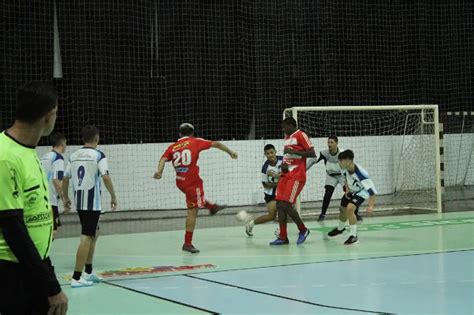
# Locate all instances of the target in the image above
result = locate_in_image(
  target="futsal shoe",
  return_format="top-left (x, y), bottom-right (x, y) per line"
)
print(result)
top-left (296, 229), bottom-right (310, 245)
top-left (344, 235), bottom-right (359, 245)
top-left (327, 227), bottom-right (345, 237)
top-left (317, 214), bottom-right (325, 221)
top-left (182, 243), bottom-right (200, 253)
top-left (83, 272), bottom-right (103, 283)
top-left (245, 222), bottom-right (253, 236)
top-left (71, 277), bottom-right (93, 288)
top-left (210, 204), bottom-right (226, 215)
top-left (356, 214), bottom-right (363, 221)
top-left (269, 238), bottom-right (289, 245)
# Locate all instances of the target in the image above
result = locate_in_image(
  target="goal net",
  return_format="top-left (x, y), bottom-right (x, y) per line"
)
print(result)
top-left (284, 105), bottom-right (442, 215)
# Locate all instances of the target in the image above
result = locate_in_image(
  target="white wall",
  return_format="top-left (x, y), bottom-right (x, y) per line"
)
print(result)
top-left (36, 133), bottom-right (473, 211)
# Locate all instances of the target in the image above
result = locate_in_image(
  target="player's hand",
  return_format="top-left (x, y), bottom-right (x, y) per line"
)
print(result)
top-left (366, 206), bottom-right (374, 215)
top-left (48, 290), bottom-right (68, 315)
top-left (281, 163), bottom-right (289, 173)
top-left (267, 170), bottom-right (280, 178)
top-left (229, 151), bottom-right (238, 159)
top-left (153, 172), bottom-right (162, 179)
top-left (63, 198), bottom-right (72, 212)
top-left (111, 198), bottom-right (118, 211)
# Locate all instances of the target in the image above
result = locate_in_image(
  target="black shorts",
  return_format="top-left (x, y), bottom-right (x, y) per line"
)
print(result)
top-left (77, 211), bottom-right (101, 236)
top-left (0, 258), bottom-right (53, 314)
top-left (340, 193), bottom-right (365, 208)
top-left (264, 193), bottom-right (276, 203)
top-left (52, 205), bottom-right (61, 230)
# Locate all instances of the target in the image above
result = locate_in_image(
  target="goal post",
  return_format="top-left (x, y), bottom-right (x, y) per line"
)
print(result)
top-left (283, 105), bottom-right (442, 215)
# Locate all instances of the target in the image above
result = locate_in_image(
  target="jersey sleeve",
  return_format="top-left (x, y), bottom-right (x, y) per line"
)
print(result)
top-left (298, 131), bottom-right (314, 151)
top-left (52, 156), bottom-right (64, 180)
top-left (261, 161), bottom-right (269, 183)
top-left (64, 158), bottom-right (71, 178)
top-left (361, 178), bottom-right (377, 196)
top-left (196, 138), bottom-right (213, 152)
top-left (161, 145), bottom-right (173, 161)
top-left (97, 151), bottom-right (109, 176)
top-left (0, 159), bottom-right (24, 212)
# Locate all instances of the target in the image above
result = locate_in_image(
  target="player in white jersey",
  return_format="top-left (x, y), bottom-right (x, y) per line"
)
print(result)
top-left (307, 136), bottom-right (362, 221)
top-left (245, 144), bottom-right (283, 236)
top-left (40, 132), bottom-right (67, 237)
top-left (327, 150), bottom-right (376, 245)
top-left (62, 125), bottom-right (118, 287)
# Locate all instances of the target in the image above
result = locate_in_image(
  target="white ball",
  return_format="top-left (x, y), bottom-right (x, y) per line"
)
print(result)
top-left (235, 210), bottom-right (250, 222)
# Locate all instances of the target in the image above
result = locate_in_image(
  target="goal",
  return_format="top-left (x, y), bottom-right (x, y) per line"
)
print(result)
top-left (283, 105), bottom-right (442, 215)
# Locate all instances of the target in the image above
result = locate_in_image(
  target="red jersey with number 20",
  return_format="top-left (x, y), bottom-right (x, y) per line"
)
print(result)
top-left (283, 130), bottom-right (313, 181)
top-left (162, 137), bottom-right (213, 183)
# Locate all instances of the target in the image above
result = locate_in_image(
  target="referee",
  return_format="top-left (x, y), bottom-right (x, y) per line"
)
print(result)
top-left (0, 82), bottom-right (68, 314)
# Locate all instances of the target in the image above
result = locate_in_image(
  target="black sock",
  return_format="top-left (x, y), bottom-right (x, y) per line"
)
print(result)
top-left (85, 264), bottom-right (93, 274)
top-left (73, 271), bottom-right (82, 281)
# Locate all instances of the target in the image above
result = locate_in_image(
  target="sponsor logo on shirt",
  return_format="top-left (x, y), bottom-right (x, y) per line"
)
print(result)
top-left (172, 141), bottom-right (190, 151)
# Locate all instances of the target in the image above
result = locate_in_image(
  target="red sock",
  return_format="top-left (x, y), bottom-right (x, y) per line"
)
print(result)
top-left (298, 223), bottom-right (307, 232)
top-left (279, 224), bottom-right (288, 239)
top-left (184, 231), bottom-right (193, 245)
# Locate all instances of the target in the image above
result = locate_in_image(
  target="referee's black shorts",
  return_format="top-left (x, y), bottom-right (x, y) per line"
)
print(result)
top-left (77, 211), bottom-right (101, 236)
top-left (0, 258), bottom-right (54, 315)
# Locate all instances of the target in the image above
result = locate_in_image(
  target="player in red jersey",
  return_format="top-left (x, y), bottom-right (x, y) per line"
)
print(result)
top-left (270, 117), bottom-right (316, 245)
top-left (154, 123), bottom-right (238, 253)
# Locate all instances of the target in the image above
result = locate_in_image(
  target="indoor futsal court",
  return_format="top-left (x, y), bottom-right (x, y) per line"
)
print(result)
top-left (51, 211), bottom-right (474, 314)
top-left (2, 1), bottom-right (474, 315)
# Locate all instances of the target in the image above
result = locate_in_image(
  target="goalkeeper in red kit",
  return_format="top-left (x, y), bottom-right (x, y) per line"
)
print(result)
top-left (154, 123), bottom-right (238, 253)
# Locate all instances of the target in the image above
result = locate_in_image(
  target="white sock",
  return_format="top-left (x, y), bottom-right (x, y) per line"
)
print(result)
top-left (337, 221), bottom-right (346, 231)
top-left (249, 220), bottom-right (255, 227)
top-left (350, 224), bottom-right (357, 237)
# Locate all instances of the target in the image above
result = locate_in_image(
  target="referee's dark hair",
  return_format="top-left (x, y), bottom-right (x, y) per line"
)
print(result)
top-left (338, 149), bottom-right (354, 161)
top-left (16, 81), bottom-right (57, 124)
top-left (283, 117), bottom-right (297, 128)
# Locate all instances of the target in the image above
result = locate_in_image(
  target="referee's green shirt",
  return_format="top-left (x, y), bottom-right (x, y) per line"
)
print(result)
top-left (0, 131), bottom-right (54, 262)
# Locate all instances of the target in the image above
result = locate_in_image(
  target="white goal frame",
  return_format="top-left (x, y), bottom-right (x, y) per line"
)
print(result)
top-left (283, 104), bottom-right (442, 214)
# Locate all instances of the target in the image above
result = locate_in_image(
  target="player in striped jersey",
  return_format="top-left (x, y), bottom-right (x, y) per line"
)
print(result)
top-left (245, 144), bottom-right (283, 236)
top-left (63, 125), bottom-right (118, 287)
top-left (306, 135), bottom-right (362, 221)
top-left (327, 150), bottom-right (376, 245)
top-left (40, 132), bottom-right (67, 238)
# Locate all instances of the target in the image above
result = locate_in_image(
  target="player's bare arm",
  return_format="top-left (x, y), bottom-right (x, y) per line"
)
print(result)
top-left (53, 178), bottom-right (63, 201)
top-left (102, 174), bottom-right (118, 210)
top-left (267, 170), bottom-right (280, 179)
top-left (367, 195), bottom-right (376, 214)
top-left (262, 182), bottom-right (278, 189)
top-left (284, 147), bottom-right (316, 158)
top-left (211, 141), bottom-right (238, 159)
top-left (62, 176), bottom-right (72, 212)
top-left (154, 157), bottom-right (168, 179)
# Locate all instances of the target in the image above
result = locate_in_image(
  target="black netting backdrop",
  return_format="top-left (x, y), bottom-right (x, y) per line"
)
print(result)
top-left (1, 1), bottom-right (473, 144)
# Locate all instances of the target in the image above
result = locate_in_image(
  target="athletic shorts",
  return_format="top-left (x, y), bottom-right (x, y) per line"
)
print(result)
top-left (325, 173), bottom-right (345, 188)
top-left (264, 193), bottom-right (276, 203)
top-left (340, 193), bottom-right (365, 208)
top-left (177, 179), bottom-right (206, 209)
top-left (275, 175), bottom-right (305, 204)
top-left (77, 211), bottom-right (101, 236)
top-left (51, 205), bottom-right (61, 231)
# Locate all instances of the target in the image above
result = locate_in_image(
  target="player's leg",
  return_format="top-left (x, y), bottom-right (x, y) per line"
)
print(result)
top-left (319, 180), bottom-right (336, 221)
top-left (82, 213), bottom-right (103, 282)
top-left (270, 177), bottom-right (290, 245)
top-left (328, 196), bottom-right (350, 237)
top-left (71, 212), bottom-right (95, 287)
top-left (282, 178), bottom-right (310, 244)
top-left (343, 196), bottom-right (364, 245)
top-left (182, 184), bottom-right (201, 253)
top-left (246, 196), bottom-right (277, 236)
top-left (52, 205), bottom-right (60, 239)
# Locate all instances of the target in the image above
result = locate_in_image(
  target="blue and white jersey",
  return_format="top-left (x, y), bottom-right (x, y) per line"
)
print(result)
top-left (342, 164), bottom-right (377, 200)
top-left (40, 151), bottom-right (64, 207)
top-left (307, 148), bottom-right (344, 175)
top-left (261, 156), bottom-right (283, 196)
top-left (65, 147), bottom-right (109, 211)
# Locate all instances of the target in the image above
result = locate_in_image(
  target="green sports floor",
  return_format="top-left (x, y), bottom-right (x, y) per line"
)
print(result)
top-left (51, 211), bottom-right (474, 314)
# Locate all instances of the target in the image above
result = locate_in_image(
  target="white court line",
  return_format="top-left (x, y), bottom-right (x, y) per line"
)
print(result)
top-left (340, 283), bottom-right (356, 287)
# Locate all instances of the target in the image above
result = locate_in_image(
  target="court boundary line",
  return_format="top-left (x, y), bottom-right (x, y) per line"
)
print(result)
top-left (184, 274), bottom-right (392, 314)
top-left (103, 280), bottom-right (218, 314)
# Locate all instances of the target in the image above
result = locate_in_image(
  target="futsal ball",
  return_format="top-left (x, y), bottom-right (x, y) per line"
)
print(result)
top-left (235, 210), bottom-right (250, 222)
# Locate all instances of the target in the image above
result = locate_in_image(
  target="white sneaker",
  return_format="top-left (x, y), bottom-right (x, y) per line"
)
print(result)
top-left (245, 222), bottom-right (253, 236)
top-left (83, 272), bottom-right (103, 283)
top-left (71, 277), bottom-right (93, 288)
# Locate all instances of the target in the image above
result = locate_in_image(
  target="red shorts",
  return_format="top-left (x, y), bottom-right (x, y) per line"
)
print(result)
top-left (275, 175), bottom-right (305, 204)
top-left (176, 179), bottom-right (206, 209)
